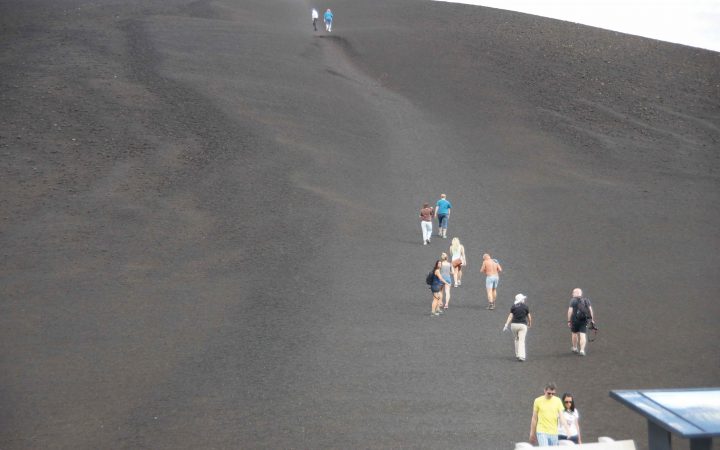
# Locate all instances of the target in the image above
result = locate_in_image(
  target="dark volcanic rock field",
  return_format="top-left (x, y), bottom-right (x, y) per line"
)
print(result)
top-left (1, 0), bottom-right (718, 448)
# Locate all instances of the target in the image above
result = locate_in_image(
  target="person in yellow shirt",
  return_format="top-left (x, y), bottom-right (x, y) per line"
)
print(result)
top-left (529, 382), bottom-right (570, 446)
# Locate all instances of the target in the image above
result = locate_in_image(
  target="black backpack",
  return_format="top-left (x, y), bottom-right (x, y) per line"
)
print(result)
top-left (575, 297), bottom-right (591, 321)
top-left (426, 271), bottom-right (435, 285)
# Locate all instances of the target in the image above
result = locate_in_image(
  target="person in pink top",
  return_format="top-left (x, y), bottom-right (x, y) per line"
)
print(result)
top-left (419, 202), bottom-right (434, 245)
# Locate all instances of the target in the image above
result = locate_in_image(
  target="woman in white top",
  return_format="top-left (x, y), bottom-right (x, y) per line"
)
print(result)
top-left (449, 237), bottom-right (466, 287)
top-left (558, 393), bottom-right (581, 444)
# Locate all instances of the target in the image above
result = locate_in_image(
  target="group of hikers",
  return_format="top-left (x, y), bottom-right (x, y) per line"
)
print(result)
top-left (421, 194), bottom-right (597, 363)
top-left (311, 8), bottom-right (333, 32)
top-left (421, 195), bottom-right (597, 446)
top-left (421, 193), bottom-right (506, 312)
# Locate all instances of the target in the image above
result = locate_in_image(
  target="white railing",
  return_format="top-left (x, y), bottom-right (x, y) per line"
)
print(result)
top-left (514, 437), bottom-right (636, 449)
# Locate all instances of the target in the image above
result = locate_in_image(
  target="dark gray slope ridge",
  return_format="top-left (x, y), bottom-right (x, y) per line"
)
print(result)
top-left (1, 0), bottom-right (718, 448)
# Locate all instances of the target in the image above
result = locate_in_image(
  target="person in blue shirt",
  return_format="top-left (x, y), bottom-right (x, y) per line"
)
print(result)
top-left (434, 194), bottom-right (452, 238)
top-left (323, 9), bottom-right (333, 32)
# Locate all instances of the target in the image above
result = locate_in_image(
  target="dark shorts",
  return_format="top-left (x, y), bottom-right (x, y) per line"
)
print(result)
top-left (571, 320), bottom-right (588, 333)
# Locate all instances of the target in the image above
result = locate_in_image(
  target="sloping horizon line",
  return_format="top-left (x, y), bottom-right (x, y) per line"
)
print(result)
top-left (434, 0), bottom-right (720, 53)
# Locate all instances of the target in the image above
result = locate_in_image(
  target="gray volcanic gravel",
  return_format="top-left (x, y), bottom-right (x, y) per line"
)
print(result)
top-left (1, 0), bottom-right (718, 448)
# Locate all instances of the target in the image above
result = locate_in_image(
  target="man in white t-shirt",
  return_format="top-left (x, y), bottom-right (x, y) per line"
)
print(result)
top-left (311, 8), bottom-right (319, 31)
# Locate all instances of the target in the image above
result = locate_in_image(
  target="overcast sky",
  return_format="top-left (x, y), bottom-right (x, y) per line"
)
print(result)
top-left (434, 0), bottom-right (720, 52)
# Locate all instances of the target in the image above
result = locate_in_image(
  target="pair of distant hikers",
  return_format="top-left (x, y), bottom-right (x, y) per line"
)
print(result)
top-left (311, 8), bottom-right (333, 32)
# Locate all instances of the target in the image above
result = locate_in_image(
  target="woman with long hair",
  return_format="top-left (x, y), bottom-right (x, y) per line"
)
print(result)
top-left (430, 259), bottom-right (450, 316)
top-left (449, 237), bottom-right (466, 287)
top-left (558, 393), bottom-right (581, 444)
top-left (439, 253), bottom-right (453, 309)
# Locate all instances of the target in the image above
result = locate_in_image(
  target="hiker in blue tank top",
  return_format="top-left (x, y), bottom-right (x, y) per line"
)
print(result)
top-left (434, 194), bottom-right (452, 238)
top-left (324, 9), bottom-right (333, 32)
top-left (430, 259), bottom-right (450, 316)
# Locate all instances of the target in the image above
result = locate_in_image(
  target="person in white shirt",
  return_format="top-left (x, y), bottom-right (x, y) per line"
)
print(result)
top-left (558, 393), bottom-right (582, 444)
top-left (311, 8), bottom-right (319, 31)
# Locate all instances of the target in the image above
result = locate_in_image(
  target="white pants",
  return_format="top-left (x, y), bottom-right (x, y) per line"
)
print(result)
top-left (511, 323), bottom-right (528, 360)
top-left (421, 221), bottom-right (433, 242)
